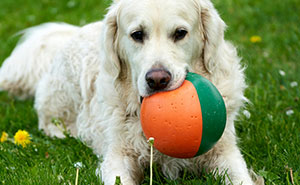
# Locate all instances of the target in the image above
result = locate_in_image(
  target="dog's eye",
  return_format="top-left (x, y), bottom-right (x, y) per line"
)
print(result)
top-left (174, 29), bottom-right (188, 42)
top-left (131, 31), bottom-right (144, 43)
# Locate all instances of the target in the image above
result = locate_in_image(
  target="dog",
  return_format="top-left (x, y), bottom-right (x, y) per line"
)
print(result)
top-left (0, 0), bottom-right (262, 184)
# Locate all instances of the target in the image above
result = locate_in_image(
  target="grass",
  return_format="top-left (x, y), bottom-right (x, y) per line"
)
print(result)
top-left (0, 0), bottom-right (299, 184)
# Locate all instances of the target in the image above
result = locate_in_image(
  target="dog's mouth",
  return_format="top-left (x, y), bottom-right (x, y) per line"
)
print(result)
top-left (139, 80), bottom-right (184, 104)
top-left (140, 96), bottom-right (144, 103)
top-left (139, 67), bottom-right (189, 102)
top-left (140, 74), bottom-right (187, 103)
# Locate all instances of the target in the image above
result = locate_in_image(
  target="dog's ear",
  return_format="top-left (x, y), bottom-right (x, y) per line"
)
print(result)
top-left (196, 0), bottom-right (227, 73)
top-left (100, 2), bottom-right (127, 80)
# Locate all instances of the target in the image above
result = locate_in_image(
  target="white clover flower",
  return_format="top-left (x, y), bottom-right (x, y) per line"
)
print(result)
top-left (290, 81), bottom-right (298, 88)
top-left (243, 110), bottom-right (251, 119)
top-left (279, 70), bottom-right (286, 76)
top-left (286, 110), bottom-right (294, 116)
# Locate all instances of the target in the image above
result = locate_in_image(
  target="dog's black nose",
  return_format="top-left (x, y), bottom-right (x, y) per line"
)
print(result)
top-left (145, 68), bottom-right (171, 90)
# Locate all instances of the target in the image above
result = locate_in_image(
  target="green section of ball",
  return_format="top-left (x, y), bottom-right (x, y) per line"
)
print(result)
top-left (186, 72), bottom-right (227, 156)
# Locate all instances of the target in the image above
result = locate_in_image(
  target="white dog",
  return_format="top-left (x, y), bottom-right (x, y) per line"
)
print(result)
top-left (0, 0), bottom-right (262, 184)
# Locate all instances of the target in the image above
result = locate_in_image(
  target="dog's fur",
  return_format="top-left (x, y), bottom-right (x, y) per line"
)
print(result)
top-left (0, 0), bottom-right (262, 184)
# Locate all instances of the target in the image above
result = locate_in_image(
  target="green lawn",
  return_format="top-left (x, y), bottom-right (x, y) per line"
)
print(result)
top-left (0, 0), bottom-right (299, 184)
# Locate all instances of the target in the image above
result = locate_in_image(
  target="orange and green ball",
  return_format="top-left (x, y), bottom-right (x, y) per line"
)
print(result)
top-left (140, 72), bottom-right (226, 158)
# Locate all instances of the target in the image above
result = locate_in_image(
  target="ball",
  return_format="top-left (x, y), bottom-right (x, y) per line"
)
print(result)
top-left (140, 72), bottom-right (226, 158)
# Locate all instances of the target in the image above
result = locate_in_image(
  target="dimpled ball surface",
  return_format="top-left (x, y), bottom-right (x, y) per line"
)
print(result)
top-left (140, 72), bottom-right (226, 158)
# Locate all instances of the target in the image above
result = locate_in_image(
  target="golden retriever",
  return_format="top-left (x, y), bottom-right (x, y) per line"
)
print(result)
top-left (0, 0), bottom-right (263, 184)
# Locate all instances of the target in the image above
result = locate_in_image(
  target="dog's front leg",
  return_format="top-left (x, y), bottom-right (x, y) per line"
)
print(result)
top-left (99, 145), bottom-right (143, 185)
top-left (202, 137), bottom-right (255, 185)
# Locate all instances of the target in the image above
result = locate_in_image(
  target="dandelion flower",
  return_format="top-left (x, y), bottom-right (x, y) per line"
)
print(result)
top-left (74, 162), bottom-right (84, 169)
top-left (14, 130), bottom-right (31, 148)
top-left (250, 35), bottom-right (262, 43)
top-left (0, 132), bottom-right (8, 143)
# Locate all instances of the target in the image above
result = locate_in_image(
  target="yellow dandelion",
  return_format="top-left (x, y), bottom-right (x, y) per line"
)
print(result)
top-left (1, 131), bottom-right (8, 143)
top-left (250, 35), bottom-right (262, 43)
top-left (14, 130), bottom-right (31, 148)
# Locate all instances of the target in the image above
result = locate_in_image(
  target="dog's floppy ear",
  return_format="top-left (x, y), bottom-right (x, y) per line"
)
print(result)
top-left (100, 2), bottom-right (126, 80)
top-left (196, 0), bottom-right (227, 73)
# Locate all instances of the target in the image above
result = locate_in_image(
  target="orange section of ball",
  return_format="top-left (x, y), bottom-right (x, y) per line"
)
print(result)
top-left (141, 80), bottom-right (203, 158)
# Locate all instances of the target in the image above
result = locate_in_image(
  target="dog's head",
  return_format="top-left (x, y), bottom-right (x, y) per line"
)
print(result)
top-left (100, 0), bottom-right (226, 97)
